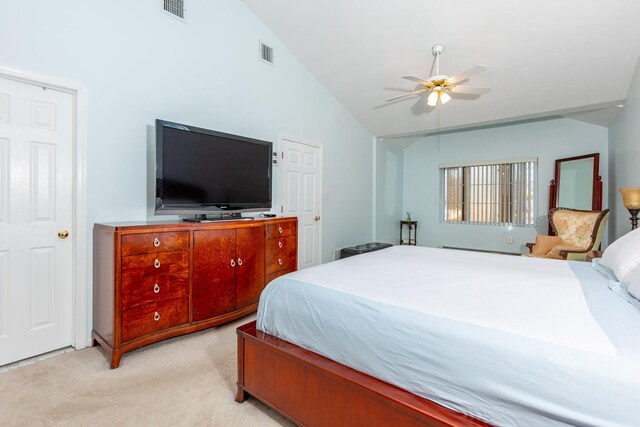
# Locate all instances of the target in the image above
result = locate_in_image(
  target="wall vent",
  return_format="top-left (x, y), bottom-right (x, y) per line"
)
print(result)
top-left (259, 42), bottom-right (274, 65)
top-left (163, 0), bottom-right (186, 21)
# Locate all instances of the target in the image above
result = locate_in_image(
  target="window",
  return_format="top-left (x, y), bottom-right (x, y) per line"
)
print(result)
top-left (441, 158), bottom-right (537, 226)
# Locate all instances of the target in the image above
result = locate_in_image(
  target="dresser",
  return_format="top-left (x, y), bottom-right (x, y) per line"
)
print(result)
top-left (92, 217), bottom-right (297, 368)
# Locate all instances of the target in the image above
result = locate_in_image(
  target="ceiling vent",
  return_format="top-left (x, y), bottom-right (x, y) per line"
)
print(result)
top-left (260, 42), bottom-right (274, 65)
top-left (163, 0), bottom-right (186, 21)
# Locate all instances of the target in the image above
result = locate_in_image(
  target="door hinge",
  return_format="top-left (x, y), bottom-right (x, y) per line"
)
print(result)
top-left (281, 152), bottom-right (284, 159)
top-left (280, 205), bottom-right (283, 213)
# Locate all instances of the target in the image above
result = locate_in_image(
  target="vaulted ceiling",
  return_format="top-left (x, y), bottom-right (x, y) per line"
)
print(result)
top-left (242, 0), bottom-right (640, 138)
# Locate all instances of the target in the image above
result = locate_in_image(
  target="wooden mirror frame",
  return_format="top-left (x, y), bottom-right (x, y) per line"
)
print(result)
top-left (549, 152), bottom-right (602, 212)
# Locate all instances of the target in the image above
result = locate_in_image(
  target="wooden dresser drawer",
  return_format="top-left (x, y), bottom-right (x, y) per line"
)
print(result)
top-left (266, 221), bottom-right (296, 239)
top-left (121, 274), bottom-right (188, 310)
top-left (266, 236), bottom-right (296, 275)
top-left (121, 297), bottom-right (188, 342)
top-left (121, 250), bottom-right (189, 281)
top-left (121, 231), bottom-right (189, 256)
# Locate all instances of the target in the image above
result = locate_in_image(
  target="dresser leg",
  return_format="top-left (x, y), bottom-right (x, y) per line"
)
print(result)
top-left (235, 385), bottom-right (249, 403)
top-left (110, 351), bottom-right (123, 369)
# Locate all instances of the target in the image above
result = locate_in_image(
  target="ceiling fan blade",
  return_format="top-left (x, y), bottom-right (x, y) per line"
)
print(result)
top-left (449, 85), bottom-right (491, 95)
top-left (447, 65), bottom-right (487, 85)
top-left (402, 75), bottom-right (430, 85)
top-left (386, 89), bottom-right (426, 102)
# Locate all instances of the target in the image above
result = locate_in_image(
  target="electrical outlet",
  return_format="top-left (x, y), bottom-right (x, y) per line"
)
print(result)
top-left (506, 236), bottom-right (513, 244)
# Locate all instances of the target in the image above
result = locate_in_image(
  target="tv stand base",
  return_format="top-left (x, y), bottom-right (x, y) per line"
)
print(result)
top-left (183, 213), bottom-right (246, 222)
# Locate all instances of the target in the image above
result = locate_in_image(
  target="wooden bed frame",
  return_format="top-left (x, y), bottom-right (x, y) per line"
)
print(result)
top-left (236, 321), bottom-right (490, 426)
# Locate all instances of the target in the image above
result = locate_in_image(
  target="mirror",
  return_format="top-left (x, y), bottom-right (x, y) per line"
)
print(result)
top-left (549, 153), bottom-right (602, 212)
top-left (558, 158), bottom-right (595, 209)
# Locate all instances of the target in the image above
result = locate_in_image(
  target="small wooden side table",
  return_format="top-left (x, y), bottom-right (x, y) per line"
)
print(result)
top-left (400, 220), bottom-right (418, 245)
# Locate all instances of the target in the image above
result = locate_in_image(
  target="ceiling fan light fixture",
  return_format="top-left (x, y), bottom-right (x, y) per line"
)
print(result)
top-left (427, 91), bottom-right (439, 107)
top-left (389, 43), bottom-right (489, 108)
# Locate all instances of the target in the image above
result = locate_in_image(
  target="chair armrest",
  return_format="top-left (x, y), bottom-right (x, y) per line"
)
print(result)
top-left (525, 242), bottom-right (535, 253)
top-left (559, 248), bottom-right (590, 262)
top-left (586, 250), bottom-right (603, 262)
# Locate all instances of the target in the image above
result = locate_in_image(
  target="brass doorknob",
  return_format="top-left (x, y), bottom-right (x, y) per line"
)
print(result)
top-left (314, 216), bottom-right (320, 222)
top-left (58, 230), bottom-right (69, 239)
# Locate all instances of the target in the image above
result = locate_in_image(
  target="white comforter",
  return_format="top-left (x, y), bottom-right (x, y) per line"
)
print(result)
top-left (257, 246), bottom-right (640, 426)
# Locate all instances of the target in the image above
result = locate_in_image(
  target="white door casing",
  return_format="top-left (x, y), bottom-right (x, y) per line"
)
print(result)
top-left (280, 136), bottom-right (322, 269)
top-left (0, 67), bottom-right (87, 365)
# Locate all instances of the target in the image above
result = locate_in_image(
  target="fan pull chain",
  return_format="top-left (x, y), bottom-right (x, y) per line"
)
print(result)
top-left (436, 103), bottom-right (441, 152)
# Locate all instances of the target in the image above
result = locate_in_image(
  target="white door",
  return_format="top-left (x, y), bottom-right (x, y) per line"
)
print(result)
top-left (280, 137), bottom-right (322, 269)
top-left (0, 77), bottom-right (74, 366)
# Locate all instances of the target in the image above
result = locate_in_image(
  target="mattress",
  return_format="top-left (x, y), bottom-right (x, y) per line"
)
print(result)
top-left (256, 246), bottom-right (640, 427)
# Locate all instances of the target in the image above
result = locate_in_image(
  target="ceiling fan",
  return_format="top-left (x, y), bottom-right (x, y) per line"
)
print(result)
top-left (387, 44), bottom-right (490, 107)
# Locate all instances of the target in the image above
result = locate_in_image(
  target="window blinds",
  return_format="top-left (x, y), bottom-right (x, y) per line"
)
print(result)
top-left (441, 159), bottom-right (537, 227)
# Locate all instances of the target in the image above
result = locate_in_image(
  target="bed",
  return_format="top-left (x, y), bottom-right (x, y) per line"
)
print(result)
top-left (236, 245), bottom-right (640, 426)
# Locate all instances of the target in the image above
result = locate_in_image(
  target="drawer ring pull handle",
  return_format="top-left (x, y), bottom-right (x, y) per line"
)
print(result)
top-left (238, 258), bottom-right (243, 266)
top-left (230, 259), bottom-right (236, 267)
top-left (153, 311), bottom-right (160, 322)
top-left (154, 259), bottom-right (161, 269)
top-left (278, 258), bottom-right (283, 266)
top-left (278, 226), bottom-right (283, 234)
top-left (278, 241), bottom-right (283, 248)
top-left (154, 283), bottom-right (160, 294)
top-left (153, 237), bottom-right (161, 247)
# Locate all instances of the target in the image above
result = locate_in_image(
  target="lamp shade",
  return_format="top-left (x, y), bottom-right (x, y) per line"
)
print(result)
top-left (619, 187), bottom-right (640, 209)
top-left (427, 91), bottom-right (439, 107)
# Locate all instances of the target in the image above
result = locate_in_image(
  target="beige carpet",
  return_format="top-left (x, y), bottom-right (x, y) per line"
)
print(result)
top-left (0, 316), bottom-right (294, 426)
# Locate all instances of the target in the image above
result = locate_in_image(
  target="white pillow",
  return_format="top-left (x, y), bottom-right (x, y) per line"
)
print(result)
top-left (628, 279), bottom-right (640, 301)
top-left (601, 228), bottom-right (640, 283)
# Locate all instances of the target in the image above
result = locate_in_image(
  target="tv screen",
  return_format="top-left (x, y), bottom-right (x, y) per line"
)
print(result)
top-left (155, 120), bottom-right (272, 216)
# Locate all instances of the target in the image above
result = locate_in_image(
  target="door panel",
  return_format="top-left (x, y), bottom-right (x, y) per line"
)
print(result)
top-left (0, 138), bottom-right (8, 223)
top-left (29, 246), bottom-right (56, 330)
top-left (0, 250), bottom-right (7, 338)
top-left (0, 77), bottom-right (73, 366)
top-left (192, 229), bottom-right (236, 321)
top-left (235, 226), bottom-right (265, 309)
top-left (281, 138), bottom-right (321, 269)
top-left (30, 142), bottom-right (56, 221)
top-left (0, 94), bottom-right (8, 123)
top-left (286, 170), bottom-right (300, 212)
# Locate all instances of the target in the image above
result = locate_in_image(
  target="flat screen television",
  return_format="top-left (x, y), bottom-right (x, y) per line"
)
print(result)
top-left (155, 119), bottom-right (273, 220)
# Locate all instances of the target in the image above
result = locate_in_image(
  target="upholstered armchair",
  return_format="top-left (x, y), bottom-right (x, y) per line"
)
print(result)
top-left (523, 208), bottom-right (610, 261)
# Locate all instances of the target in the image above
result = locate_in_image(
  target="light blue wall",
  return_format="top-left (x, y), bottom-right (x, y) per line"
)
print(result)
top-left (0, 1), bottom-right (374, 335)
top-left (401, 118), bottom-right (609, 253)
top-left (609, 59), bottom-right (640, 240)
top-left (375, 140), bottom-right (405, 244)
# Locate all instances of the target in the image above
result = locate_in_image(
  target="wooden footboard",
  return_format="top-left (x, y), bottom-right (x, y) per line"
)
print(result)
top-left (236, 321), bottom-right (490, 426)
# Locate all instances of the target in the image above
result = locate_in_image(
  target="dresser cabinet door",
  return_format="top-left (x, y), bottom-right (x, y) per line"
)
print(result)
top-left (235, 226), bottom-right (266, 309)
top-left (192, 229), bottom-right (237, 321)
